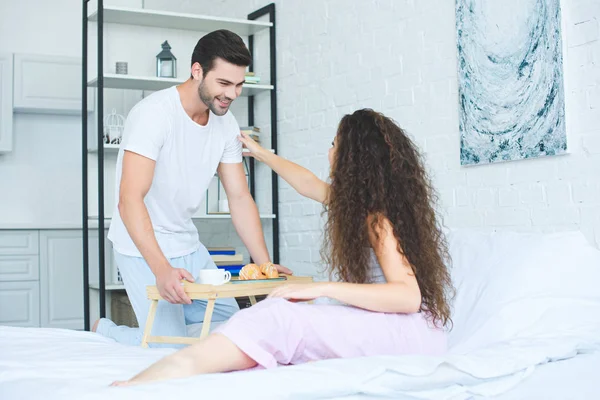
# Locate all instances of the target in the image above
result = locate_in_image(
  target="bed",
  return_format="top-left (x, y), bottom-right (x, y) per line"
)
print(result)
top-left (2, 229), bottom-right (600, 399)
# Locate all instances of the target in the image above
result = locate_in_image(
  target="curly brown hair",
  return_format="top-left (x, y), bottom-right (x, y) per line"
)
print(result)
top-left (321, 109), bottom-right (454, 328)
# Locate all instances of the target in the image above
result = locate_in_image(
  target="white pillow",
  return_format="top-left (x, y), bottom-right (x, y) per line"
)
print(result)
top-left (446, 229), bottom-right (600, 353)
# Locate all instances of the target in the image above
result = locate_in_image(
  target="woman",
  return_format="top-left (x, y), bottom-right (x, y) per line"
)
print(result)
top-left (112, 108), bottom-right (454, 386)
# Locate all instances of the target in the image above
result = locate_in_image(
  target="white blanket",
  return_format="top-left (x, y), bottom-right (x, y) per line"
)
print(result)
top-left (1, 326), bottom-right (597, 400)
top-left (2, 230), bottom-right (600, 399)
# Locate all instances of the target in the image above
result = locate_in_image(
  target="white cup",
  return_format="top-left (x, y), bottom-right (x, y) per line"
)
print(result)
top-left (198, 269), bottom-right (231, 285)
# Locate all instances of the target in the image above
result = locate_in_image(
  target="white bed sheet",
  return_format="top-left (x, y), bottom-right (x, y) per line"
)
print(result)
top-left (1, 325), bottom-right (599, 400)
top-left (338, 352), bottom-right (600, 400)
top-left (490, 351), bottom-right (600, 400)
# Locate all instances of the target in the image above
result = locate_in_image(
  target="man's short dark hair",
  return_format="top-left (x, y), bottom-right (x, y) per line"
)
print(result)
top-left (191, 29), bottom-right (252, 77)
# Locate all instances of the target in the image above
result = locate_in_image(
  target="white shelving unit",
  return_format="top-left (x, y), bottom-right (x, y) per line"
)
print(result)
top-left (89, 282), bottom-right (124, 291)
top-left (88, 6), bottom-right (271, 35)
top-left (88, 144), bottom-right (275, 155)
top-left (88, 74), bottom-right (273, 95)
top-left (87, 214), bottom-right (277, 229)
top-left (82, 2), bottom-right (280, 330)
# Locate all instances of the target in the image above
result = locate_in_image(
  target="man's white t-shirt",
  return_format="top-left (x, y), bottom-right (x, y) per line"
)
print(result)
top-left (107, 86), bottom-right (243, 258)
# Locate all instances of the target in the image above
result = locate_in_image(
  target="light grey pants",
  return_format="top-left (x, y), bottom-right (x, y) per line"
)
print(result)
top-left (96, 245), bottom-right (240, 348)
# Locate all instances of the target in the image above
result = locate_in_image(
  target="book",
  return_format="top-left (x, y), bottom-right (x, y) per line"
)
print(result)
top-left (215, 260), bottom-right (245, 266)
top-left (244, 76), bottom-right (261, 84)
top-left (207, 247), bottom-right (236, 256)
top-left (240, 126), bottom-right (260, 143)
top-left (217, 264), bottom-right (244, 275)
top-left (211, 254), bottom-right (244, 263)
top-left (207, 246), bottom-right (235, 251)
top-left (240, 126), bottom-right (261, 133)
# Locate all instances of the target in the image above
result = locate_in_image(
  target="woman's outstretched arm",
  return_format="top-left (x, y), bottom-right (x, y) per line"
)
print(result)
top-left (268, 216), bottom-right (422, 314)
top-left (239, 132), bottom-right (329, 204)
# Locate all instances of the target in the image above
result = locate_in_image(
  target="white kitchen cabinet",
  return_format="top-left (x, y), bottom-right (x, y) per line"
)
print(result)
top-left (0, 229), bottom-right (116, 330)
top-left (0, 53), bottom-right (13, 153)
top-left (0, 255), bottom-right (39, 281)
top-left (39, 230), bottom-right (84, 330)
top-left (0, 230), bottom-right (40, 327)
top-left (0, 230), bottom-right (39, 255)
top-left (13, 54), bottom-right (94, 115)
top-left (0, 281), bottom-right (40, 327)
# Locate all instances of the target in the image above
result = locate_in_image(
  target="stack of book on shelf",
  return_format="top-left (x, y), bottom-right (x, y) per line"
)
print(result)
top-left (244, 71), bottom-right (260, 84)
top-left (240, 126), bottom-right (260, 143)
top-left (208, 247), bottom-right (244, 275)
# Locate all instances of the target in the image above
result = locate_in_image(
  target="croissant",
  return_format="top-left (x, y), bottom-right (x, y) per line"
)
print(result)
top-left (239, 263), bottom-right (265, 280)
top-left (260, 262), bottom-right (279, 279)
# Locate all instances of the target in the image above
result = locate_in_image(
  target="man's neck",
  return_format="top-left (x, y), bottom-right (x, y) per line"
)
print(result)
top-left (176, 80), bottom-right (209, 126)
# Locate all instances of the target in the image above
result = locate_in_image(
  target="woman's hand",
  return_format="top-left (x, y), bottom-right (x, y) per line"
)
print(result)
top-left (237, 131), bottom-right (329, 204)
top-left (238, 131), bottom-right (267, 161)
top-left (267, 283), bottom-right (327, 301)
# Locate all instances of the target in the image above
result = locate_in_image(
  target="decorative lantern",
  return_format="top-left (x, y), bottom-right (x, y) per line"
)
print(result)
top-left (104, 108), bottom-right (125, 144)
top-left (156, 40), bottom-right (177, 78)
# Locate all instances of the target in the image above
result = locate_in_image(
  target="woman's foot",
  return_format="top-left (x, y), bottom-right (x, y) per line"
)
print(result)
top-left (108, 333), bottom-right (256, 387)
top-left (110, 380), bottom-right (133, 387)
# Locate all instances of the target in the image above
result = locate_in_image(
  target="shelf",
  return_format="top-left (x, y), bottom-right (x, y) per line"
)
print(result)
top-left (200, 213), bottom-right (276, 219)
top-left (87, 219), bottom-right (111, 229)
top-left (88, 214), bottom-right (276, 228)
top-left (243, 148), bottom-right (274, 156)
top-left (88, 145), bottom-right (273, 155)
top-left (89, 282), bottom-right (125, 291)
top-left (88, 144), bottom-right (120, 153)
top-left (88, 74), bottom-right (273, 95)
top-left (88, 6), bottom-right (271, 36)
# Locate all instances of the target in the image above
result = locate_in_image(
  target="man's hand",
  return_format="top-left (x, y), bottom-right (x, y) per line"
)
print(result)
top-left (155, 267), bottom-right (195, 304)
top-left (274, 264), bottom-right (293, 275)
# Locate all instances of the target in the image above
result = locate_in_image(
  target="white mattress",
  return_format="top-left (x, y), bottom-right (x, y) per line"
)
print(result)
top-left (1, 325), bottom-right (599, 400)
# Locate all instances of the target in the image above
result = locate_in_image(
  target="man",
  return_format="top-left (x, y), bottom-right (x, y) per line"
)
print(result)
top-left (94, 30), bottom-right (291, 347)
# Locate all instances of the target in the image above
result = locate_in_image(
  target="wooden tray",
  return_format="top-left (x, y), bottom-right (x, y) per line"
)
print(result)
top-left (141, 275), bottom-right (313, 347)
top-left (230, 276), bottom-right (287, 284)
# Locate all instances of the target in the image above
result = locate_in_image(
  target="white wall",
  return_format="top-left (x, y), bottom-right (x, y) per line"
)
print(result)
top-left (182, 0), bottom-right (600, 277)
top-left (0, 0), bottom-right (83, 228)
top-left (1, 0), bottom-right (598, 276)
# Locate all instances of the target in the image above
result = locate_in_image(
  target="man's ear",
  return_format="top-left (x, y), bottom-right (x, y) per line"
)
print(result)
top-left (191, 62), bottom-right (203, 80)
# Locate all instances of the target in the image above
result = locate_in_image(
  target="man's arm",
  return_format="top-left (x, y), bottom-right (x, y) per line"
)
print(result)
top-left (218, 162), bottom-right (291, 274)
top-left (119, 151), bottom-right (194, 304)
top-left (217, 162), bottom-right (270, 264)
top-left (119, 152), bottom-right (165, 272)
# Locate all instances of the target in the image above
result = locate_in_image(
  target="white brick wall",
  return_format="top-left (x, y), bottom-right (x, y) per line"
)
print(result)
top-left (155, 0), bottom-right (600, 276)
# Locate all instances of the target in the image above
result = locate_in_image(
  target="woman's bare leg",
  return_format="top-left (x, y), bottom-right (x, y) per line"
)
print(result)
top-left (111, 333), bottom-right (256, 386)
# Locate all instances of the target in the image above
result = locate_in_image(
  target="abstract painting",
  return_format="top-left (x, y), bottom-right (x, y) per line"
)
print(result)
top-left (456, 0), bottom-right (567, 166)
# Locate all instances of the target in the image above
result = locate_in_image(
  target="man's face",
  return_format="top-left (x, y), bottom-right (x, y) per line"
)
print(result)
top-left (197, 58), bottom-right (246, 116)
